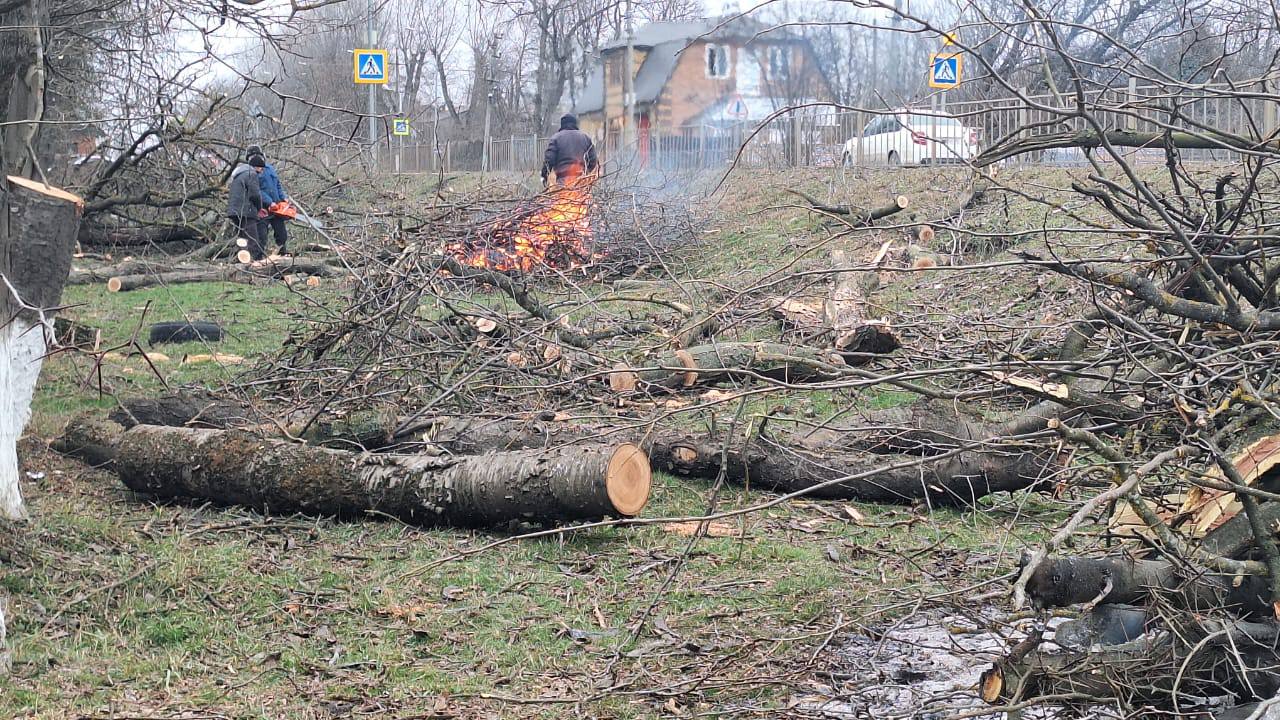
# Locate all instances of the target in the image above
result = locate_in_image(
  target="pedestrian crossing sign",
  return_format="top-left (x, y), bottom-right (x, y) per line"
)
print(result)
top-left (392, 118), bottom-right (410, 136)
top-left (354, 49), bottom-right (388, 84)
top-left (929, 53), bottom-right (962, 89)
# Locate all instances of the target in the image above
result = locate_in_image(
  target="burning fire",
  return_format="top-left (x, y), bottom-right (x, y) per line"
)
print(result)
top-left (449, 175), bottom-right (597, 272)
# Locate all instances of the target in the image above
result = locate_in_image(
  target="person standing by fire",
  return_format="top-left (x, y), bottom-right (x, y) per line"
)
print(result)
top-left (540, 114), bottom-right (598, 187)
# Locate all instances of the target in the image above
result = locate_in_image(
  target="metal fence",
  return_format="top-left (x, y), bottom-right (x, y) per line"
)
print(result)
top-left (373, 82), bottom-right (1277, 176)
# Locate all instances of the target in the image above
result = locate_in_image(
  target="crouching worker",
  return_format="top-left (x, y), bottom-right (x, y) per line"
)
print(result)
top-left (227, 155), bottom-right (268, 261)
top-left (541, 114), bottom-right (599, 188)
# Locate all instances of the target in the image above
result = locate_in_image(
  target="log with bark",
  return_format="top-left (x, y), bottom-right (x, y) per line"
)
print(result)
top-left (786, 190), bottom-right (910, 225)
top-left (105, 257), bottom-right (339, 292)
top-left (56, 420), bottom-right (652, 526)
top-left (607, 342), bottom-right (847, 392)
top-left (824, 249), bottom-right (900, 356)
top-left (981, 619), bottom-right (1280, 707)
top-left (1, 176), bottom-right (82, 520)
top-left (95, 392), bottom-right (1062, 506)
top-left (1023, 555), bottom-right (1271, 617)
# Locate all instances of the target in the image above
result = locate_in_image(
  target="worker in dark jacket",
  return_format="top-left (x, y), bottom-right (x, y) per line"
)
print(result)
top-left (246, 145), bottom-right (290, 255)
top-left (227, 155), bottom-right (268, 261)
top-left (541, 114), bottom-right (598, 186)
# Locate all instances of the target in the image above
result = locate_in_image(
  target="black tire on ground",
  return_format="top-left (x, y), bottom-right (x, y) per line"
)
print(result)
top-left (888, 151), bottom-right (901, 166)
top-left (841, 151), bottom-right (853, 167)
top-left (148, 321), bottom-right (223, 345)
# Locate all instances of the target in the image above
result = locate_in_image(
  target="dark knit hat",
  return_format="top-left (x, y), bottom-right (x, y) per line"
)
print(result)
top-left (246, 144), bottom-right (263, 157)
top-left (248, 155), bottom-right (266, 168)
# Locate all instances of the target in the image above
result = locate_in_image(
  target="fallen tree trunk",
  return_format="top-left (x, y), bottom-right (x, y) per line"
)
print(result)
top-left (646, 432), bottom-right (1057, 505)
top-left (787, 190), bottom-right (910, 224)
top-left (106, 258), bottom-right (339, 292)
top-left (1023, 555), bottom-right (1271, 617)
top-left (981, 621), bottom-right (1280, 707)
top-left (101, 393), bottom-right (1061, 505)
top-left (608, 342), bottom-right (847, 391)
top-left (59, 421), bottom-right (651, 526)
top-left (825, 249), bottom-right (900, 356)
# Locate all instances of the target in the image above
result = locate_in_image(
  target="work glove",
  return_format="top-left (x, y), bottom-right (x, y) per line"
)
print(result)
top-left (257, 209), bottom-right (269, 219)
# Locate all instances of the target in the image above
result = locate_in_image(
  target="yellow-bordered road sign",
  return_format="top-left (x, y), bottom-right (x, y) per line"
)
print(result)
top-left (929, 52), bottom-right (962, 89)
top-left (354, 49), bottom-right (389, 84)
top-left (392, 118), bottom-right (410, 136)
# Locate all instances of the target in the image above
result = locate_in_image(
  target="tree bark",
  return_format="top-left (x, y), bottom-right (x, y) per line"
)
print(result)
top-left (608, 342), bottom-right (847, 392)
top-left (825, 248), bottom-right (900, 356)
top-left (62, 421), bottom-right (652, 526)
top-left (101, 394), bottom-right (1061, 506)
top-left (105, 258), bottom-right (338, 292)
top-left (1023, 555), bottom-right (1272, 617)
top-left (1, 176), bottom-right (82, 520)
top-left (981, 622), bottom-right (1280, 706)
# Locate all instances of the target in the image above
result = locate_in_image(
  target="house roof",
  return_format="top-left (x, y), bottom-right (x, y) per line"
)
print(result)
top-left (575, 16), bottom-right (804, 116)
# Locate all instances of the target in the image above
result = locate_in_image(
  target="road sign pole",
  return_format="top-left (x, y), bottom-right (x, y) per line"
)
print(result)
top-left (367, 0), bottom-right (377, 167)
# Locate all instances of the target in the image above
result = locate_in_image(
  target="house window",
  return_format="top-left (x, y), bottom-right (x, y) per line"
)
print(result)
top-left (768, 46), bottom-right (790, 82)
top-left (706, 44), bottom-right (729, 78)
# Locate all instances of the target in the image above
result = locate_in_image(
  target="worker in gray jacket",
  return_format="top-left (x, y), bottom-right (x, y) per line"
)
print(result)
top-left (541, 114), bottom-right (598, 186)
top-left (227, 155), bottom-right (268, 261)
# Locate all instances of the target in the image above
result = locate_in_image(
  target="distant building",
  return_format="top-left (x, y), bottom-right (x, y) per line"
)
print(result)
top-left (573, 17), bottom-right (834, 151)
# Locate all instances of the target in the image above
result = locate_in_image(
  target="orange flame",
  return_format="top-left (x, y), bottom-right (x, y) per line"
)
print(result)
top-left (448, 173), bottom-right (597, 272)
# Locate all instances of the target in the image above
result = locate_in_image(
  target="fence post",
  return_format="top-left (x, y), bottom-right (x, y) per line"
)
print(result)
top-left (855, 111), bottom-right (864, 165)
top-left (1127, 77), bottom-right (1138, 132)
top-left (783, 112), bottom-right (793, 166)
top-left (1265, 84), bottom-right (1278, 139)
top-left (445, 141), bottom-right (451, 173)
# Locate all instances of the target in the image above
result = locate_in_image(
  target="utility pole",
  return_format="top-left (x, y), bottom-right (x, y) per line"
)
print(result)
top-left (367, 0), bottom-right (377, 166)
top-left (622, 0), bottom-right (635, 160)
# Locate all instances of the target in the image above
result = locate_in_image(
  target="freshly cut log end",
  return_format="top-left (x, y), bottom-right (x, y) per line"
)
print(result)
top-left (235, 237), bottom-right (248, 248)
top-left (609, 362), bottom-right (638, 392)
top-left (106, 277), bottom-right (123, 293)
top-left (979, 667), bottom-right (1002, 703)
top-left (894, 195), bottom-right (910, 210)
top-left (236, 250), bottom-right (253, 264)
top-left (606, 443), bottom-right (651, 516)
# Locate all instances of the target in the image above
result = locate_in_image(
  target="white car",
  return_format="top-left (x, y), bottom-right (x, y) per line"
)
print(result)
top-left (842, 110), bottom-right (982, 166)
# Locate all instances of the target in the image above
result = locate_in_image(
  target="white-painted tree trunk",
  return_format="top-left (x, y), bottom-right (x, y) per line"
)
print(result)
top-left (0, 318), bottom-right (46, 520)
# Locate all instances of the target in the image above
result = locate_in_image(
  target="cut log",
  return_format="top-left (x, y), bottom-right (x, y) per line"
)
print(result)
top-left (1023, 555), bottom-right (1271, 617)
top-left (825, 249), bottom-right (901, 356)
top-left (64, 421), bottom-right (651, 526)
top-left (53, 316), bottom-right (101, 351)
top-left (99, 391), bottom-right (1061, 505)
top-left (108, 392), bottom-right (255, 429)
top-left (608, 342), bottom-right (847, 391)
top-left (1, 176), bottom-right (82, 519)
top-left (787, 190), bottom-right (910, 224)
top-left (1201, 501), bottom-right (1280, 560)
top-left (899, 243), bottom-right (948, 269)
top-left (982, 621), bottom-right (1280, 706)
top-left (106, 257), bottom-right (339, 292)
top-left (646, 432), bottom-right (1057, 506)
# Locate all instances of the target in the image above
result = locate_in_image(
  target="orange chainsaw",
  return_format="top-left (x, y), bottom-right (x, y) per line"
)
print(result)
top-left (268, 199), bottom-right (299, 219)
